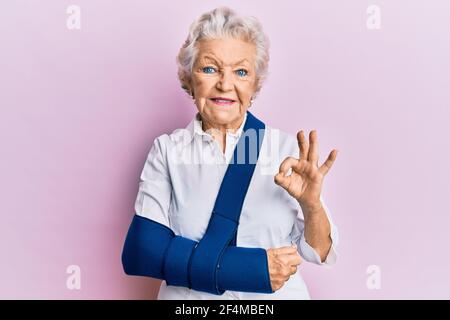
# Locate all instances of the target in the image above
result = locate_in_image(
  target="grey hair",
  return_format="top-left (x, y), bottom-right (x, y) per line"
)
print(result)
top-left (176, 7), bottom-right (270, 98)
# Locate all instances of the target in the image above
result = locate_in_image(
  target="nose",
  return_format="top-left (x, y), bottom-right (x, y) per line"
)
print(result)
top-left (215, 69), bottom-right (234, 92)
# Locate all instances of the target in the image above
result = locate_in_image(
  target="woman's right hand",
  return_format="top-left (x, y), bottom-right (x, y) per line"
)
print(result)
top-left (266, 245), bottom-right (302, 291)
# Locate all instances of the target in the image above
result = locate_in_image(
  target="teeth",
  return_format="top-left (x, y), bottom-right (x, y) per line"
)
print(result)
top-left (213, 99), bottom-right (233, 103)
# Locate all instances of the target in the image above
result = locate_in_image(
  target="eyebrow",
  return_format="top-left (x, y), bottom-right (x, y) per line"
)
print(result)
top-left (201, 55), bottom-right (250, 67)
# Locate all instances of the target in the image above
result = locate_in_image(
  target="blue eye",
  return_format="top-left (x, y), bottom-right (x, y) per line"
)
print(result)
top-left (202, 66), bottom-right (216, 74)
top-left (236, 69), bottom-right (248, 77)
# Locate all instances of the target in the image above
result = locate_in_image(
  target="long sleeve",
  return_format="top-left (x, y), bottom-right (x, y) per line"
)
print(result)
top-left (122, 135), bottom-right (272, 294)
top-left (292, 195), bottom-right (339, 265)
top-left (134, 135), bottom-right (173, 227)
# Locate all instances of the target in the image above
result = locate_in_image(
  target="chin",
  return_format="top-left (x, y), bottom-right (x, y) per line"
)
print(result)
top-left (204, 105), bottom-right (240, 122)
top-left (209, 112), bottom-right (235, 125)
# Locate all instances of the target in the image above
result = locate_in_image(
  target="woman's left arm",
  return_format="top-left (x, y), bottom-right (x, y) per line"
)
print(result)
top-left (300, 200), bottom-right (332, 262)
top-left (274, 130), bottom-right (338, 263)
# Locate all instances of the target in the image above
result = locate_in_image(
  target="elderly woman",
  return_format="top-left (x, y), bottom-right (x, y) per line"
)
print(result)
top-left (122, 7), bottom-right (339, 300)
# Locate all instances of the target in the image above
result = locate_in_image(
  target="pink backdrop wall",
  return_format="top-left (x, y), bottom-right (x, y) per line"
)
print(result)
top-left (1, 0), bottom-right (449, 299)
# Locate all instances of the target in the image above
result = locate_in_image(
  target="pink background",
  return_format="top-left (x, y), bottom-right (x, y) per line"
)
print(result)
top-left (1, 0), bottom-right (449, 299)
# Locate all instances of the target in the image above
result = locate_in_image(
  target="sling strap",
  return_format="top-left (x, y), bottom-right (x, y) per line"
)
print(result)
top-left (122, 111), bottom-right (273, 294)
top-left (189, 111), bottom-right (266, 294)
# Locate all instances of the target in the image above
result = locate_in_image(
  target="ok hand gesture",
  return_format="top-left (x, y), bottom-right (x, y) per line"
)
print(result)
top-left (274, 130), bottom-right (338, 210)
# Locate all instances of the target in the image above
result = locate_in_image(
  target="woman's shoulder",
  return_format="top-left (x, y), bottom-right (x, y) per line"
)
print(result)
top-left (148, 124), bottom-right (194, 157)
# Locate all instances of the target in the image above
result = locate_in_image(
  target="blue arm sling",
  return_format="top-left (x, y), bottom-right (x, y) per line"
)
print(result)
top-left (122, 111), bottom-right (273, 295)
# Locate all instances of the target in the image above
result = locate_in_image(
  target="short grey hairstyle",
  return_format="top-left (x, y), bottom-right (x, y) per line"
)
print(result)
top-left (176, 7), bottom-right (270, 98)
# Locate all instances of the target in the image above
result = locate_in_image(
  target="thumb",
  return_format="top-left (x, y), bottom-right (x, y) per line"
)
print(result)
top-left (274, 172), bottom-right (289, 189)
top-left (273, 245), bottom-right (297, 255)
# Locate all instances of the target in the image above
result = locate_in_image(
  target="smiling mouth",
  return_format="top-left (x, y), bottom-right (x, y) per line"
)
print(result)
top-left (210, 98), bottom-right (236, 106)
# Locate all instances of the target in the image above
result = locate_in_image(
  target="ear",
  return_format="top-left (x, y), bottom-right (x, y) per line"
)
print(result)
top-left (188, 83), bottom-right (194, 99)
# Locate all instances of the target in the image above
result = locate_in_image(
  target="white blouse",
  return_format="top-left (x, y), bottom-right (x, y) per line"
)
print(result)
top-left (134, 112), bottom-right (339, 300)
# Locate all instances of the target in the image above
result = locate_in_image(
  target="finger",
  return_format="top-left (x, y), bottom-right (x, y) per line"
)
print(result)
top-left (278, 156), bottom-right (298, 175)
top-left (274, 172), bottom-right (290, 190)
top-left (274, 157), bottom-right (298, 189)
top-left (284, 253), bottom-right (302, 266)
top-left (307, 130), bottom-right (319, 166)
top-left (318, 149), bottom-right (338, 175)
top-left (290, 266), bottom-right (298, 274)
top-left (297, 131), bottom-right (309, 160)
top-left (290, 254), bottom-right (302, 266)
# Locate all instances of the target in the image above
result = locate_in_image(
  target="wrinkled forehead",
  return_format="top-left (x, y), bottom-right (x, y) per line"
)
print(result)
top-left (194, 38), bottom-right (256, 67)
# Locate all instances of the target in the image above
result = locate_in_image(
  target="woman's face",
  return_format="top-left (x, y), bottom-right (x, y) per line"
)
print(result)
top-left (189, 37), bottom-right (257, 129)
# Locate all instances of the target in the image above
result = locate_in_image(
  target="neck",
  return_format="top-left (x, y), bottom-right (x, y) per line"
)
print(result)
top-left (200, 114), bottom-right (246, 153)
top-left (200, 115), bottom-right (245, 137)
